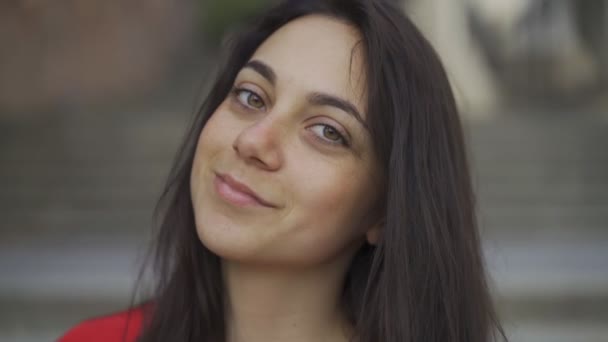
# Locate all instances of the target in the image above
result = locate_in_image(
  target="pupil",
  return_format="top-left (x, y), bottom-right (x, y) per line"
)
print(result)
top-left (324, 127), bottom-right (339, 140)
top-left (249, 95), bottom-right (261, 107)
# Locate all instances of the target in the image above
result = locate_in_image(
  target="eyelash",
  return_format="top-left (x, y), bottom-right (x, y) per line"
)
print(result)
top-left (230, 87), bottom-right (350, 148)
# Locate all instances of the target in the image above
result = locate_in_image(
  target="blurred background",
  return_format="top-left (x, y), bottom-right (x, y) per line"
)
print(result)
top-left (0, 0), bottom-right (606, 341)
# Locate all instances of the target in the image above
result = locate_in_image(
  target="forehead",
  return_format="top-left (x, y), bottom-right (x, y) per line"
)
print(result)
top-left (249, 15), bottom-right (367, 117)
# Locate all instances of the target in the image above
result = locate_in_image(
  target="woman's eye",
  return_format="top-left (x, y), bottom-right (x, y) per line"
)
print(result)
top-left (234, 88), bottom-right (266, 110)
top-left (309, 124), bottom-right (349, 147)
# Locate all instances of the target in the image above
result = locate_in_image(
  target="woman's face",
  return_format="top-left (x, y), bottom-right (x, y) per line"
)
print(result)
top-left (190, 15), bottom-right (382, 267)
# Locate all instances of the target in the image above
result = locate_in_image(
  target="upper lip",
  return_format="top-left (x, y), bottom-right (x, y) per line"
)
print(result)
top-left (216, 172), bottom-right (276, 208)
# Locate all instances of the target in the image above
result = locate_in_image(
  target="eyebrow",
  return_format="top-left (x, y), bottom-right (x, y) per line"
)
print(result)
top-left (243, 60), bottom-right (276, 86)
top-left (243, 59), bottom-right (367, 129)
top-left (307, 92), bottom-right (367, 129)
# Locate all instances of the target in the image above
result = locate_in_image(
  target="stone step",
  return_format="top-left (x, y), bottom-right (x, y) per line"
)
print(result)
top-left (2, 236), bottom-right (605, 300)
top-left (9, 183), bottom-right (605, 207)
top-left (1, 236), bottom-right (606, 342)
top-left (0, 297), bottom-right (131, 342)
top-left (2, 296), bottom-right (607, 342)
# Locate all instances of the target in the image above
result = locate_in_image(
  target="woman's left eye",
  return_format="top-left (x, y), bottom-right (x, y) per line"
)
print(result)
top-left (233, 88), bottom-right (266, 110)
top-left (309, 124), bottom-right (349, 147)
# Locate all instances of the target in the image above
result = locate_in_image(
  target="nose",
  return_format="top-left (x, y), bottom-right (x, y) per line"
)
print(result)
top-left (232, 116), bottom-right (284, 171)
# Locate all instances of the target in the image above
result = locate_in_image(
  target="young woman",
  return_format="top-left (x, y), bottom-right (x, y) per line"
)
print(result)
top-left (60, 0), bottom-right (506, 341)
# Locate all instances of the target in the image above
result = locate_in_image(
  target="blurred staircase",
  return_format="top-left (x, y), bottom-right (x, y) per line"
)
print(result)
top-left (468, 113), bottom-right (608, 342)
top-left (1, 102), bottom-right (607, 341)
top-left (0, 87), bottom-right (194, 341)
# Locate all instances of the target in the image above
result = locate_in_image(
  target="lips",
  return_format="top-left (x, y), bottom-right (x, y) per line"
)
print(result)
top-left (214, 172), bottom-right (276, 208)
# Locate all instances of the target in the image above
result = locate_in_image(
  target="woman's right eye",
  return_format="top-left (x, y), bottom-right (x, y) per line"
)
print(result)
top-left (232, 88), bottom-right (266, 110)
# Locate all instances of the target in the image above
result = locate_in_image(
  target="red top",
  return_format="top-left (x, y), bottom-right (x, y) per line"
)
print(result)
top-left (58, 307), bottom-right (145, 342)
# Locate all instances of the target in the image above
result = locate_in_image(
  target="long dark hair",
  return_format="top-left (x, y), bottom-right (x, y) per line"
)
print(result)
top-left (135, 0), bottom-right (506, 341)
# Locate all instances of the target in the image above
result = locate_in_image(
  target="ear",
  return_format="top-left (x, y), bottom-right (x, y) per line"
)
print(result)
top-left (365, 218), bottom-right (384, 246)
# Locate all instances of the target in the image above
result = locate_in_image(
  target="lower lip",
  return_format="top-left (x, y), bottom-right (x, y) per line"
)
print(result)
top-left (213, 175), bottom-right (267, 208)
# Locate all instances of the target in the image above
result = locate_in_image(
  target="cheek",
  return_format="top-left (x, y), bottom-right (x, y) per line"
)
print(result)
top-left (301, 165), bottom-right (365, 211)
top-left (191, 108), bottom-right (235, 180)
top-left (197, 109), bottom-right (232, 154)
top-left (191, 109), bottom-right (232, 210)
top-left (190, 129), bottom-right (211, 206)
top-left (289, 164), bottom-right (372, 252)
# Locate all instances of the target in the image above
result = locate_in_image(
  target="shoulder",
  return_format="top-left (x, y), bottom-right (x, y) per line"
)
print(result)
top-left (57, 306), bottom-right (146, 342)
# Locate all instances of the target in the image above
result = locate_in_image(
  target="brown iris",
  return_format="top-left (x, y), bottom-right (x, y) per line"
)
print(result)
top-left (247, 93), bottom-right (264, 109)
top-left (323, 126), bottom-right (341, 141)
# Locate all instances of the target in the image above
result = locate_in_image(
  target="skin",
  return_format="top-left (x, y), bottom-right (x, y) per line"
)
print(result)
top-left (190, 15), bottom-right (382, 342)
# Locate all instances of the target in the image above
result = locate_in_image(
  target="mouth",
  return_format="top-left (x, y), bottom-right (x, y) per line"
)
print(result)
top-left (213, 172), bottom-right (276, 208)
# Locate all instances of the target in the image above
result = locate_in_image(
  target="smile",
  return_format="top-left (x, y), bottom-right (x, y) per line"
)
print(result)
top-left (213, 173), bottom-right (275, 208)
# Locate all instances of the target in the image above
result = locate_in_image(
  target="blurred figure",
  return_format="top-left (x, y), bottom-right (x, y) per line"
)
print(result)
top-left (467, 0), bottom-right (606, 104)
top-left (405, 0), bottom-right (608, 113)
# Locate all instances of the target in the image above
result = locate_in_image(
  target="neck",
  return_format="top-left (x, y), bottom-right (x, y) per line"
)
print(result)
top-left (222, 258), bottom-right (355, 342)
